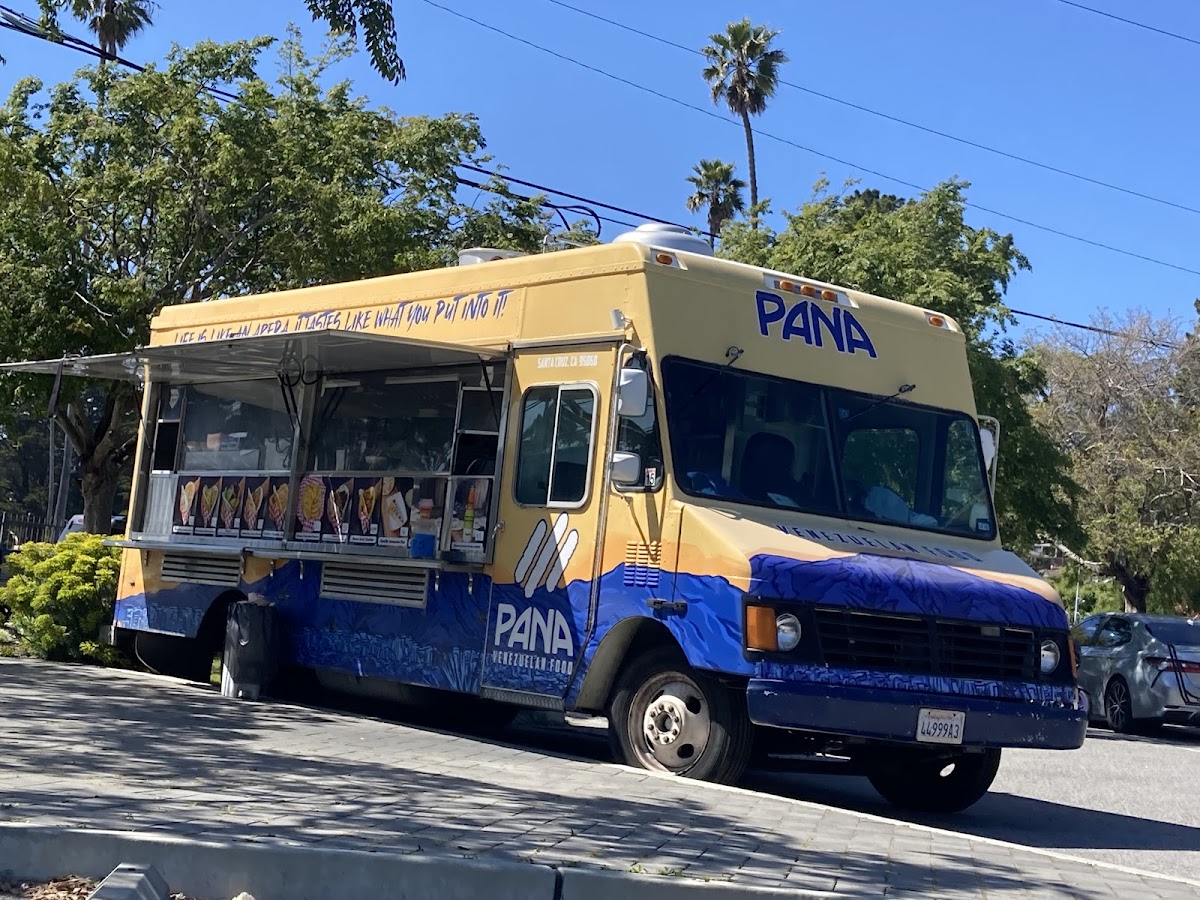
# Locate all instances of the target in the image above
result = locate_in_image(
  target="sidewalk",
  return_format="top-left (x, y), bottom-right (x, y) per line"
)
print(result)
top-left (0, 658), bottom-right (1193, 898)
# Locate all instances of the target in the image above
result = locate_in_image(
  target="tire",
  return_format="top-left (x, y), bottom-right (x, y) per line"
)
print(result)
top-left (866, 748), bottom-right (1001, 814)
top-left (1105, 677), bottom-right (1136, 734)
top-left (608, 648), bottom-right (753, 785)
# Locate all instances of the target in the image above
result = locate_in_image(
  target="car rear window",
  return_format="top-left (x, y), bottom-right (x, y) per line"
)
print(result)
top-left (1145, 620), bottom-right (1200, 646)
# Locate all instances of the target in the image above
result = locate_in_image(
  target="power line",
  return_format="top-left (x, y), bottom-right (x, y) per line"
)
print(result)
top-left (1051, 0), bottom-right (1200, 47)
top-left (465, 164), bottom-right (1174, 347)
top-left (0, 0), bottom-right (1182, 348)
top-left (1000, 307), bottom-right (1179, 349)
top-left (0, 3), bottom-right (246, 105)
top-left (544, 0), bottom-right (1200, 219)
top-left (417, 0), bottom-right (1200, 279)
top-left (459, 163), bottom-right (712, 237)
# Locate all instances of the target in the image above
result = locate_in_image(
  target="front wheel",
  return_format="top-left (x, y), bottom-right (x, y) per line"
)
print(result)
top-left (608, 649), bottom-right (753, 784)
top-left (1105, 677), bottom-right (1136, 733)
top-left (866, 748), bottom-right (1001, 813)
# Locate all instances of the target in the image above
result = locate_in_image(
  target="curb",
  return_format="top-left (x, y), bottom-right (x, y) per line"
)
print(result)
top-left (0, 824), bottom-right (554, 900)
top-left (0, 824), bottom-right (843, 900)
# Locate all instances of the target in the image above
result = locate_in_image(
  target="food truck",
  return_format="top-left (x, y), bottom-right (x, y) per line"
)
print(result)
top-left (3, 223), bottom-right (1087, 812)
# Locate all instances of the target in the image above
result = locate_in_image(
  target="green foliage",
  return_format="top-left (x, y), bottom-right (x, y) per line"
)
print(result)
top-left (718, 178), bottom-right (1081, 552)
top-left (1049, 569), bottom-right (1124, 621)
top-left (39, 0), bottom-right (404, 82)
top-left (686, 158), bottom-right (746, 245)
top-left (65, 0), bottom-right (155, 58)
top-left (701, 18), bottom-right (788, 211)
top-left (0, 30), bottom-right (551, 533)
top-left (1032, 310), bottom-right (1200, 613)
top-left (0, 533), bottom-right (122, 662)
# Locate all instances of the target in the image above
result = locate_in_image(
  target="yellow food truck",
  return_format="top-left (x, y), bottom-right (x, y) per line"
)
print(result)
top-left (4, 223), bottom-right (1086, 812)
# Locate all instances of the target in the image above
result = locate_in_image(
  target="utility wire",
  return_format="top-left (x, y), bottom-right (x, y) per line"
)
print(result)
top-left (459, 163), bottom-right (711, 237)
top-left (0, 1), bottom-right (1181, 348)
top-left (0, 3), bottom-right (246, 105)
top-left (418, 0), bottom-right (1200, 279)
top-left (1051, 0), bottom-right (1200, 48)
top-left (462, 167), bottom-right (1180, 349)
top-left (544, 0), bottom-right (1200, 218)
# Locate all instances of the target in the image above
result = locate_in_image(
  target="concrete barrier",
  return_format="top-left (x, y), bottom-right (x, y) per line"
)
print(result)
top-left (0, 824), bottom-right (557, 900)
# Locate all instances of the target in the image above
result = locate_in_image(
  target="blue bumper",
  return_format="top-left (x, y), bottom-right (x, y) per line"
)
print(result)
top-left (747, 679), bottom-right (1088, 750)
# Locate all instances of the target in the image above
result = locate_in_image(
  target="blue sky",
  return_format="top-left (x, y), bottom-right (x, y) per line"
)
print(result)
top-left (1, 0), bottom-right (1196, 346)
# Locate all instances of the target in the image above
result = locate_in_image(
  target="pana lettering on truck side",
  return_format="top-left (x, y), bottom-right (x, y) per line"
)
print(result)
top-left (755, 290), bottom-right (877, 358)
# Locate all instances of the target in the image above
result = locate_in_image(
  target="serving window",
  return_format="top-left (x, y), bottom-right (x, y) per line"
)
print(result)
top-left (137, 361), bottom-right (508, 564)
top-left (308, 377), bottom-right (459, 474)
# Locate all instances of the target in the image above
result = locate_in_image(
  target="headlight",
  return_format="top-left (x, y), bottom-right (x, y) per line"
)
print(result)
top-left (776, 613), bottom-right (802, 652)
top-left (1040, 639), bottom-right (1061, 675)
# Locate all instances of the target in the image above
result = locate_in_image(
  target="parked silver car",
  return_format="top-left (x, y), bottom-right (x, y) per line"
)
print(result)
top-left (1075, 614), bottom-right (1200, 733)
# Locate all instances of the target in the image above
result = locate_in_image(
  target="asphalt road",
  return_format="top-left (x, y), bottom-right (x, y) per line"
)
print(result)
top-left (505, 715), bottom-right (1200, 885)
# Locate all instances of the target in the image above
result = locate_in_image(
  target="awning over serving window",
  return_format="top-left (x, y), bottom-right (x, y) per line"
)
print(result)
top-left (0, 329), bottom-right (508, 383)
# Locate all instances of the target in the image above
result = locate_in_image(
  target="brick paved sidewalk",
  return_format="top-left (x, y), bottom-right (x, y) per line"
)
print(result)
top-left (0, 659), bottom-right (1192, 898)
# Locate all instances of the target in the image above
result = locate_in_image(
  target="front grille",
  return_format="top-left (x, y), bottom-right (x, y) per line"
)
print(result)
top-left (814, 606), bottom-right (1037, 682)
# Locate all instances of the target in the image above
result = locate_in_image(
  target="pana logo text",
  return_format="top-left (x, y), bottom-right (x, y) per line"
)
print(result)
top-left (756, 290), bottom-right (877, 358)
top-left (493, 602), bottom-right (575, 658)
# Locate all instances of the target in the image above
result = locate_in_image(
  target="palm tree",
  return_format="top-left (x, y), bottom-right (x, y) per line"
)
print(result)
top-left (69, 0), bottom-right (155, 60)
top-left (686, 159), bottom-right (746, 246)
top-left (702, 18), bottom-right (788, 214)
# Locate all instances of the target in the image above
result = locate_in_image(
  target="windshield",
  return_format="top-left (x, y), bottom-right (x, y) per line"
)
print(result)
top-left (661, 357), bottom-right (996, 540)
top-left (1144, 619), bottom-right (1200, 646)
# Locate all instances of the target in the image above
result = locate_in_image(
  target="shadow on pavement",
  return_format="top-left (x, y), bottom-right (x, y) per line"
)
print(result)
top-left (0, 659), bottom-right (1191, 898)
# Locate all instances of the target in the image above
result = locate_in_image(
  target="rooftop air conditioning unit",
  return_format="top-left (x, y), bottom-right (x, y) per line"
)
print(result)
top-left (457, 248), bottom-right (529, 266)
top-left (611, 223), bottom-right (714, 257)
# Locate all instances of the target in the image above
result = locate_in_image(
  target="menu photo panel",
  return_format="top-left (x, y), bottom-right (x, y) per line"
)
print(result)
top-left (172, 475), bottom-right (200, 535)
top-left (349, 477), bottom-right (383, 546)
top-left (240, 475), bottom-right (271, 538)
top-left (321, 476), bottom-right (355, 544)
top-left (263, 476), bottom-right (290, 540)
top-left (295, 474), bottom-right (326, 542)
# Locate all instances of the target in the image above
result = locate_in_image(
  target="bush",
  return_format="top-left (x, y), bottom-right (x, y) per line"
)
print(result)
top-left (0, 533), bottom-right (123, 664)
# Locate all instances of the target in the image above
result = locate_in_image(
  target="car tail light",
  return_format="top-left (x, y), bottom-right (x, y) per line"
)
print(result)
top-left (1144, 656), bottom-right (1200, 674)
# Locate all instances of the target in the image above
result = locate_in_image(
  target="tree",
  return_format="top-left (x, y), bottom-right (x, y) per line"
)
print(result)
top-left (719, 178), bottom-right (1082, 553)
top-left (39, 0), bottom-right (405, 82)
top-left (66, 0), bottom-right (155, 59)
top-left (686, 158), bottom-right (746, 246)
top-left (1032, 309), bottom-right (1200, 614)
top-left (701, 18), bottom-right (788, 214)
top-left (0, 31), bottom-right (551, 533)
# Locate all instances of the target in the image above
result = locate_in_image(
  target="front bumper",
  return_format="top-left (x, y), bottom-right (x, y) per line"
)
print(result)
top-left (747, 679), bottom-right (1088, 750)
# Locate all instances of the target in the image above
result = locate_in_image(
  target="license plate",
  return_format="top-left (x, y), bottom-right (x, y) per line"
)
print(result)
top-left (916, 708), bottom-right (965, 745)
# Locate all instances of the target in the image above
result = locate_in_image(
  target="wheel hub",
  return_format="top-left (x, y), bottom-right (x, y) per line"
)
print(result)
top-left (644, 696), bottom-right (687, 746)
top-left (632, 679), bottom-right (713, 772)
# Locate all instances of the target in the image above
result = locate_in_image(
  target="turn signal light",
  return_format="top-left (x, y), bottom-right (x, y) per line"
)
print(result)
top-left (745, 605), bottom-right (778, 652)
top-left (654, 252), bottom-right (675, 265)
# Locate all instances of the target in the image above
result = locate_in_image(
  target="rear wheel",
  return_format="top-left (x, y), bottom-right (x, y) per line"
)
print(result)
top-left (866, 748), bottom-right (1001, 813)
top-left (608, 649), bottom-right (752, 784)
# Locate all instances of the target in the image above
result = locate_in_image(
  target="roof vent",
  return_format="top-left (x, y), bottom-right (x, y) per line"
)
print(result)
top-left (457, 248), bottom-right (529, 266)
top-left (612, 223), bottom-right (714, 257)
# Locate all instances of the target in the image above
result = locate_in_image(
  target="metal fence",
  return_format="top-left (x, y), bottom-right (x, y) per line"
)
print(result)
top-left (0, 512), bottom-right (58, 548)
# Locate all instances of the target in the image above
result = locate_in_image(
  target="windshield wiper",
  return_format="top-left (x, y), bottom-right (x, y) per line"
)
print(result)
top-left (839, 383), bottom-right (915, 426)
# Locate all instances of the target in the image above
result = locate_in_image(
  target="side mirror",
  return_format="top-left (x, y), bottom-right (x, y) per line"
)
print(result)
top-left (611, 451), bottom-right (642, 486)
top-left (978, 416), bottom-right (1000, 495)
top-left (617, 368), bottom-right (649, 418)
